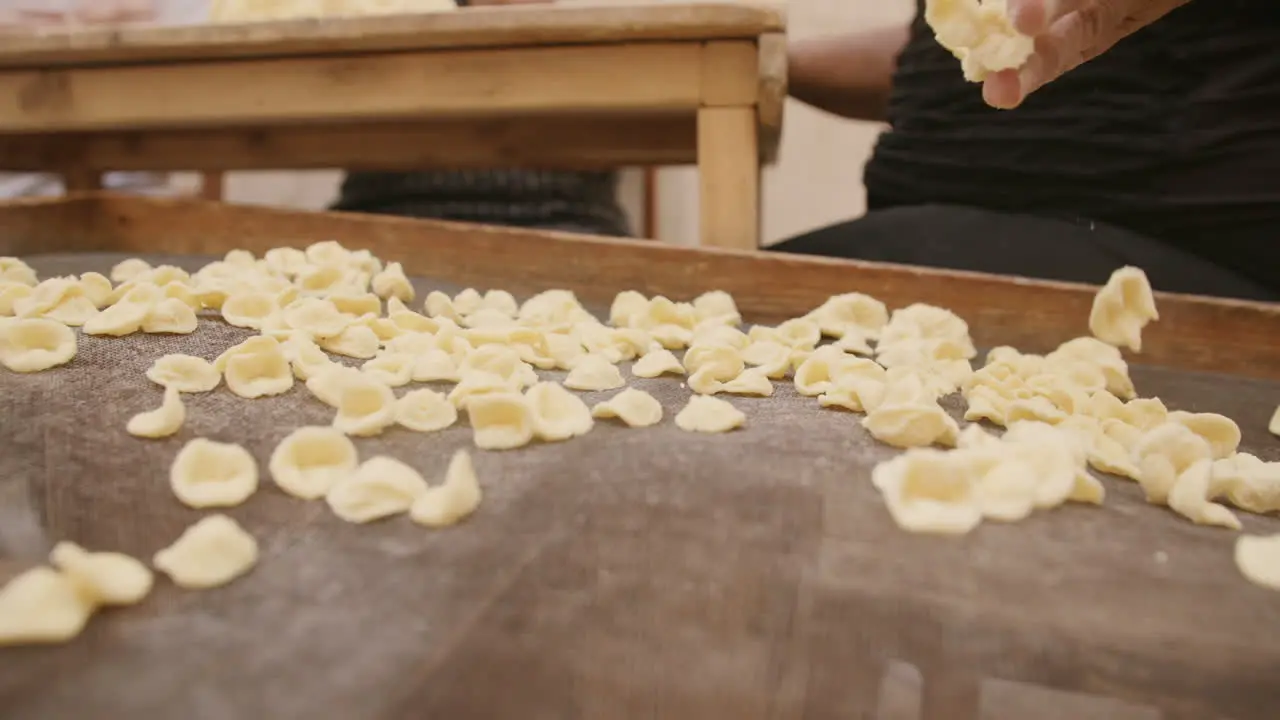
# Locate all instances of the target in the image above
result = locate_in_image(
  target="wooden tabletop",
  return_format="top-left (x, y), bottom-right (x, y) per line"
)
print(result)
top-left (0, 2), bottom-right (786, 69)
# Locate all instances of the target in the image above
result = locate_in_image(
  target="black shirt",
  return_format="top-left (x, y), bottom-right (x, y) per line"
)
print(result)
top-left (864, 0), bottom-right (1280, 293)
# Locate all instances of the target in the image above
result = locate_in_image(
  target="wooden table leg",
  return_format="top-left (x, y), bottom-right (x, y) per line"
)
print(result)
top-left (61, 168), bottom-right (102, 193)
top-left (697, 105), bottom-right (759, 251)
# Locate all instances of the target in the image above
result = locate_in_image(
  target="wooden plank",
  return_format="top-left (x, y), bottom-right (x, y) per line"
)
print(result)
top-left (0, 43), bottom-right (702, 133)
top-left (0, 114), bottom-right (698, 172)
top-left (699, 40), bottom-right (758, 107)
top-left (756, 32), bottom-right (786, 164)
top-left (0, 3), bottom-right (785, 69)
top-left (697, 106), bottom-right (760, 250)
top-left (3, 194), bottom-right (1275, 380)
top-left (60, 167), bottom-right (102, 192)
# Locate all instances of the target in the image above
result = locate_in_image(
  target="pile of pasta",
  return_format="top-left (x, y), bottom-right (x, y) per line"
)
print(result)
top-left (1, 244), bottom-right (1279, 646)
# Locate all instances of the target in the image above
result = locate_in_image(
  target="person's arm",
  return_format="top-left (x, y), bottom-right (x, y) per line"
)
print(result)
top-left (787, 24), bottom-right (911, 123)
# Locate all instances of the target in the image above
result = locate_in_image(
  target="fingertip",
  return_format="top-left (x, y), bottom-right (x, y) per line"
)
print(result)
top-left (982, 70), bottom-right (1024, 110)
top-left (1009, 0), bottom-right (1048, 36)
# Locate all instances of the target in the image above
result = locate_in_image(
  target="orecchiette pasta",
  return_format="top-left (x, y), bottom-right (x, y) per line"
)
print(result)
top-left (127, 386), bottom-right (185, 438)
top-left (410, 450), bottom-right (483, 528)
top-left (395, 389), bottom-right (458, 433)
top-left (153, 514), bottom-right (259, 589)
top-left (632, 348), bottom-right (685, 378)
top-left (49, 541), bottom-right (153, 606)
top-left (526, 381), bottom-right (594, 441)
top-left (269, 426), bottom-right (359, 499)
top-left (675, 395), bottom-right (745, 433)
top-left (371, 262), bottom-right (414, 302)
top-left (326, 456), bottom-right (428, 523)
top-left (0, 567), bottom-right (94, 646)
top-left (141, 297), bottom-right (199, 335)
top-left (1235, 534), bottom-right (1280, 591)
top-left (1089, 266), bottom-right (1159, 353)
top-left (223, 338), bottom-right (294, 399)
top-left (591, 388), bottom-right (663, 427)
top-left (318, 324), bottom-right (380, 359)
top-left (468, 392), bottom-right (537, 450)
top-left (0, 318), bottom-right (76, 372)
top-left (564, 353), bottom-right (625, 391)
top-left (169, 438), bottom-right (259, 508)
top-left (332, 374), bottom-right (398, 437)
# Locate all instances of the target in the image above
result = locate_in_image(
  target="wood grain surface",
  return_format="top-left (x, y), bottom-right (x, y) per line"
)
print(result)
top-left (0, 2), bottom-right (786, 69)
top-left (0, 197), bottom-right (1278, 719)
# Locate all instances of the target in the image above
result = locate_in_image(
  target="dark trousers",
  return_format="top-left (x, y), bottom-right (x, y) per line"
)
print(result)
top-left (769, 205), bottom-right (1278, 302)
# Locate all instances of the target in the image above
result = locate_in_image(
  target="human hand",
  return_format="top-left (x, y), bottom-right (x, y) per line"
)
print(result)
top-left (983, 0), bottom-right (1192, 109)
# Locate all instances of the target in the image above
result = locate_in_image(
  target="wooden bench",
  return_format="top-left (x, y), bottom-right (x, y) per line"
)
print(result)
top-left (0, 2), bottom-right (786, 250)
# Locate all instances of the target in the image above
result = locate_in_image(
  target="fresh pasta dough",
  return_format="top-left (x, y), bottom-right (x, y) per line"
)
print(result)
top-left (1271, 405), bottom-right (1280, 437)
top-left (467, 392), bottom-right (537, 450)
top-left (675, 395), bottom-right (745, 433)
top-left (127, 386), bottom-right (186, 438)
top-left (326, 456), bottom-right (428, 523)
top-left (1235, 534), bottom-right (1280, 591)
top-left (147, 354), bottom-right (221, 392)
top-left (332, 374), bottom-right (398, 437)
top-left (269, 426), bottom-right (359, 499)
top-left (395, 389), bottom-right (458, 433)
top-left (0, 318), bottom-right (76, 372)
top-left (371, 261), bottom-right (414, 302)
top-left (411, 450), bottom-right (483, 528)
top-left (362, 352), bottom-right (415, 387)
top-left (153, 514), bottom-right (259, 590)
top-left (0, 567), bottom-right (95, 646)
top-left (924, 0), bottom-right (1033, 82)
top-left (526, 381), bottom-right (594, 441)
top-left (592, 388), bottom-right (663, 427)
top-left (1089, 266), bottom-right (1159, 353)
top-left (170, 438), bottom-right (260, 508)
top-left (50, 541), bottom-right (153, 606)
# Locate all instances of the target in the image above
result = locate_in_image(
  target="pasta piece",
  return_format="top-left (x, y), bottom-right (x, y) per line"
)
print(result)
top-left (411, 450), bottom-right (483, 528)
top-left (144, 265), bottom-right (191, 287)
top-left (1167, 411), bottom-right (1240, 460)
top-left (862, 374), bottom-right (959, 449)
top-left (879, 304), bottom-right (976, 356)
top-left (479, 289), bottom-right (518, 316)
top-left (1046, 336), bottom-right (1136, 399)
top-left (326, 456), bottom-right (428, 523)
top-left (690, 323), bottom-right (749, 351)
top-left (110, 258), bottom-right (152, 284)
top-left (1122, 397), bottom-right (1169, 431)
top-left (543, 332), bottom-right (585, 371)
top-left (371, 261), bottom-right (414, 302)
top-left (153, 514), bottom-right (259, 590)
top-left (83, 283), bottom-right (158, 336)
top-left (282, 334), bottom-right (335, 381)
top-left (332, 374), bottom-right (397, 437)
top-left (127, 386), bottom-right (185, 438)
top-left (0, 567), bottom-right (94, 646)
top-left (962, 384), bottom-right (1011, 426)
top-left (361, 352), bottom-right (415, 387)
top-left (330, 292), bottom-right (381, 317)
top-left (141, 297), bottom-right (198, 335)
top-left (1167, 458), bottom-right (1241, 530)
top-left (423, 290), bottom-right (462, 322)
top-left (564, 353), bottom-right (625, 391)
top-left (675, 395), bottom-right (745, 433)
top-left (43, 294), bottom-right (99, 327)
top-left (460, 345), bottom-right (539, 388)
top-left (269, 426), bottom-right (359, 499)
top-left (1210, 453), bottom-right (1280, 515)
top-left (0, 318), bottom-right (76, 372)
top-left (413, 349), bottom-right (462, 383)
top-left (221, 292), bottom-right (278, 330)
top-left (0, 281), bottom-right (33, 316)
top-left (146, 354), bottom-right (220, 393)
top-left (162, 281), bottom-right (201, 311)
top-left (526, 382), bottom-right (594, 441)
top-left (1057, 415), bottom-right (1140, 480)
top-left (1132, 423), bottom-right (1212, 505)
top-left (468, 392), bottom-right (537, 450)
top-left (1235, 534), bottom-right (1280, 591)
top-left (1271, 405), bottom-right (1280, 437)
top-left (448, 371), bottom-right (520, 409)
top-left (463, 308), bottom-right (516, 329)
top-left (591, 388), bottom-right (663, 427)
top-left (0, 257), bottom-right (38, 286)
top-left (170, 438), bottom-right (259, 508)
top-left (318, 324), bottom-right (380, 359)
top-left (264, 247), bottom-right (309, 276)
top-left (805, 292), bottom-right (889, 340)
top-left (49, 541), bottom-right (153, 606)
top-left (396, 389), bottom-right (458, 433)
top-left (748, 318), bottom-right (822, 351)
top-left (1089, 266), bottom-right (1158, 353)
top-left (819, 368), bottom-right (889, 414)
top-left (632, 348), bottom-right (684, 378)
top-left (223, 338), bottom-right (294, 399)
top-left (453, 288), bottom-right (484, 316)
top-left (283, 297), bottom-right (348, 338)
top-left (609, 290), bottom-right (648, 327)
top-left (579, 325), bottom-right (651, 363)
top-left (692, 290), bottom-right (741, 325)
top-left (1000, 421), bottom-right (1092, 509)
top-left (872, 450), bottom-right (984, 535)
top-left (794, 346), bottom-right (870, 396)
top-left (720, 367), bottom-right (773, 397)
top-left (741, 340), bottom-right (793, 379)
top-left (682, 343), bottom-right (745, 392)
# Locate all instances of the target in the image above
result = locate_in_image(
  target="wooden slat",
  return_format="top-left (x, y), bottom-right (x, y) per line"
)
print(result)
top-left (0, 3), bottom-right (785, 69)
top-left (699, 40), bottom-right (758, 107)
top-left (0, 43), bottom-right (702, 133)
top-left (756, 32), bottom-right (786, 163)
top-left (0, 114), bottom-right (698, 172)
top-left (3, 194), bottom-right (1275, 380)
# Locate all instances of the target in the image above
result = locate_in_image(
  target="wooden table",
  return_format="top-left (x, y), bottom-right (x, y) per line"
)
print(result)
top-left (0, 2), bottom-right (786, 250)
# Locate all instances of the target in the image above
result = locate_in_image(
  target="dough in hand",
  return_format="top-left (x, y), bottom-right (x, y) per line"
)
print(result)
top-left (411, 450), bottom-right (483, 528)
top-left (924, 0), bottom-right (1034, 82)
top-left (170, 438), bottom-right (260, 508)
top-left (0, 318), bottom-right (76, 372)
top-left (468, 392), bottom-right (537, 450)
top-left (127, 386), bottom-right (186, 438)
top-left (564, 353), bottom-right (625, 391)
top-left (592, 388), bottom-right (663, 427)
top-left (526, 381), bottom-right (594, 441)
top-left (1089, 266), bottom-right (1158, 353)
top-left (153, 514), bottom-right (259, 590)
top-left (675, 395), bottom-right (745, 433)
top-left (147, 354), bottom-right (221, 393)
top-left (50, 541), bottom-right (153, 606)
top-left (269, 426), bottom-right (359, 499)
top-left (1235, 534), bottom-right (1280, 591)
top-left (0, 567), bottom-right (94, 646)
top-left (326, 456), bottom-right (429, 523)
top-left (395, 389), bottom-right (458, 433)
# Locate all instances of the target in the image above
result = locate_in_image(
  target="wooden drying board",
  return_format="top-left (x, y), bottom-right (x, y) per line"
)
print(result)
top-left (0, 2), bottom-right (786, 250)
top-left (1, 195), bottom-right (1279, 720)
